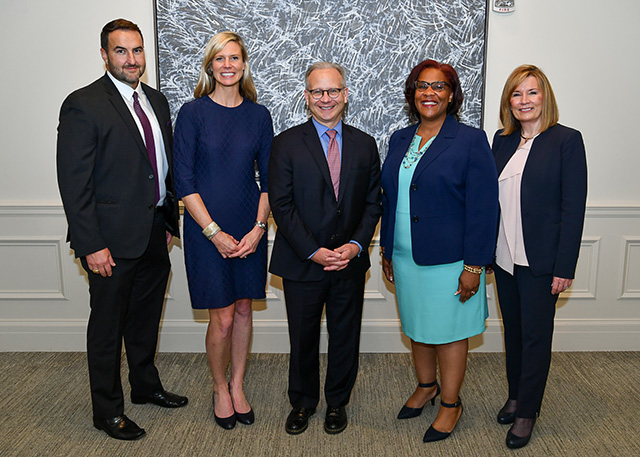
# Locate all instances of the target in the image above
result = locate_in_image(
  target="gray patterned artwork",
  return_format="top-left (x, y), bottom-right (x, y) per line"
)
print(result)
top-left (155, 0), bottom-right (487, 160)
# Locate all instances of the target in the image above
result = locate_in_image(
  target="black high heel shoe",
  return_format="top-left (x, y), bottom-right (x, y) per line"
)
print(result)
top-left (397, 380), bottom-right (441, 419)
top-left (212, 392), bottom-right (236, 430)
top-left (228, 382), bottom-right (255, 425)
top-left (506, 417), bottom-right (536, 449)
top-left (497, 399), bottom-right (516, 424)
top-left (227, 383), bottom-right (256, 428)
top-left (423, 397), bottom-right (463, 443)
top-left (235, 409), bottom-right (255, 425)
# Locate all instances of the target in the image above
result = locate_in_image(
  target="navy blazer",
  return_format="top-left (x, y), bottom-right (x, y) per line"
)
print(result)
top-left (492, 124), bottom-right (587, 278)
top-left (269, 119), bottom-right (382, 281)
top-left (380, 115), bottom-right (498, 266)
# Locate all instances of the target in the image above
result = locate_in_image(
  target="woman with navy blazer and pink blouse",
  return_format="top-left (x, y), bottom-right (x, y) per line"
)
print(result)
top-left (492, 64), bottom-right (587, 449)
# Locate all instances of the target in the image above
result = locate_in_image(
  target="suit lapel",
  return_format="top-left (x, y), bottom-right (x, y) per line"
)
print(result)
top-left (302, 120), bottom-right (335, 197)
top-left (101, 74), bottom-right (150, 161)
top-left (412, 115), bottom-right (458, 182)
top-left (337, 124), bottom-right (356, 204)
top-left (143, 83), bottom-right (172, 159)
top-left (495, 132), bottom-right (522, 176)
top-left (385, 124), bottom-right (417, 197)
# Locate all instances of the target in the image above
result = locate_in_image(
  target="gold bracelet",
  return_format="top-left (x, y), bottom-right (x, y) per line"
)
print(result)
top-left (202, 221), bottom-right (221, 240)
top-left (255, 221), bottom-right (267, 231)
top-left (463, 265), bottom-right (484, 274)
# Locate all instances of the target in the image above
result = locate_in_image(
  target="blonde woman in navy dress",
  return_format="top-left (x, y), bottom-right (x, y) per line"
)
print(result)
top-left (174, 32), bottom-right (273, 430)
top-left (380, 60), bottom-right (498, 443)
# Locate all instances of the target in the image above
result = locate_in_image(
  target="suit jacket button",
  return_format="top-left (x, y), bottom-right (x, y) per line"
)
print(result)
top-left (330, 235), bottom-right (336, 241)
top-left (412, 216), bottom-right (419, 222)
top-left (148, 174), bottom-right (154, 180)
top-left (336, 208), bottom-right (342, 215)
top-left (148, 204), bottom-right (154, 210)
top-left (411, 183), bottom-right (418, 191)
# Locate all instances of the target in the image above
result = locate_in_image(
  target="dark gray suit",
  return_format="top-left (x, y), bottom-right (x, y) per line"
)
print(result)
top-left (57, 73), bottom-right (179, 418)
top-left (269, 119), bottom-right (381, 408)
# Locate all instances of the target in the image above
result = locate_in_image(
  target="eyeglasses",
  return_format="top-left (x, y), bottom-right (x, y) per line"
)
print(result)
top-left (307, 88), bottom-right (345, 100)
top-left (415, 80), bottom-right (449, 92)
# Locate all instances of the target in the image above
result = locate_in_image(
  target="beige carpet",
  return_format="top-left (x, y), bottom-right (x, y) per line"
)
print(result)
top-left (0, 352), bottom-right (638, 456)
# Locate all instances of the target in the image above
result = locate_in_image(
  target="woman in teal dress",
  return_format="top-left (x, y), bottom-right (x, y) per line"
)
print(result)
top-left (380, 60), bottom-right (498, 443)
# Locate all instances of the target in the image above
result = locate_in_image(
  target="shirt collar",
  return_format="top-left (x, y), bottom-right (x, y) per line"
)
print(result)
top-left (311, 117), bottom-right (343, 139)
top-left (106, 70), bottom-right (142, 101)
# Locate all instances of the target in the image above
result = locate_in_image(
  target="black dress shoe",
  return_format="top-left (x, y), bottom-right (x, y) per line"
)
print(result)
top-left (506, 418), bottom-right (536, 449)
top-left (235, 408), bottom-right (255, 425)
top-left (324, 406), bottom-right (347, 434)
top-left (497, 409), bottom-right (516, 424)
top-left (93, 415), bottom-right (145, 440)
top-left (215, 412), bottom-right (237, 430)
top-left (497, 399), bottom-right (516, 424)
top-left (131, 389), bottom-right (188, 408)
top-left (285, 407), bottom-right (316, 435)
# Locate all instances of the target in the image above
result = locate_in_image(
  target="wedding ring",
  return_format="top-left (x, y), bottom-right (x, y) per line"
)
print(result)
top-left (92, 269), bottom-right (100, 274)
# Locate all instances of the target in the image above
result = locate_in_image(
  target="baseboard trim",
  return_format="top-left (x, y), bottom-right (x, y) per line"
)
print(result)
top-left (1, 318), bottom-right (638, 352)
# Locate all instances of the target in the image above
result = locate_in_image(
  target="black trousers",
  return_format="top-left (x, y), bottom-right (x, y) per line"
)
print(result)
top-left (82, 212), bottom-right (170, 418)
top-left (494, 264), bottom-right (559, 418)
top-left (283, 273), bottom-right (365, 409)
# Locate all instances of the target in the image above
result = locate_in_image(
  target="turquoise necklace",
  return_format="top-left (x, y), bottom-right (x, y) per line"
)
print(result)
top-left (402, 134), bottom-right (436, 168)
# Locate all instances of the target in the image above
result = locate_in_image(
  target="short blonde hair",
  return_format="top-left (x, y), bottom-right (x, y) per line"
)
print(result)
top-left (499, 64), bottom-right (559, 136)
top-left (193, 31), bottom-right (257, 102)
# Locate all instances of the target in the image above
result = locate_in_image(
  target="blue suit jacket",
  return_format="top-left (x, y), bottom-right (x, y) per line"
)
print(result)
top-left (380, 115), bottom-right (498, 266)
top-left (492, 124), bottom-right (587, 278)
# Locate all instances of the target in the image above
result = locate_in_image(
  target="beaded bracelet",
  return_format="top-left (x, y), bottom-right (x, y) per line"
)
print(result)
top-left (463, 265), bottom-right (484, 274)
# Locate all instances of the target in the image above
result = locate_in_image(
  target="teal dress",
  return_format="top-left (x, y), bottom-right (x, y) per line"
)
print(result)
top-left (393, 134), bottom-right (488, 344)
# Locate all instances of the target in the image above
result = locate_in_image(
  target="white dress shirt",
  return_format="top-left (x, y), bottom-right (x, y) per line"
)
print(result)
top-left (106, 71), bottom-right (169, 206)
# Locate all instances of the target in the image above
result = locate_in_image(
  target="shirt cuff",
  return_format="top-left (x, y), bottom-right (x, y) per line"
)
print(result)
top-left (350, 240), bottom-right (363, 257)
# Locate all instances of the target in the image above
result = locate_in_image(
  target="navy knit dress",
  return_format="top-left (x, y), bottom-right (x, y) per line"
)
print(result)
top-left (174, 96), bottom-right (273, 309)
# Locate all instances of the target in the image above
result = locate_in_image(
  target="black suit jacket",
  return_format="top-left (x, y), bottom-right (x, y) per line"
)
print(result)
top-left (57, 73), bottom-right (179, 259)
top-left (268, 119), bottom-right (382, 281)
top-left (493, 124), bottom-right (587, 278)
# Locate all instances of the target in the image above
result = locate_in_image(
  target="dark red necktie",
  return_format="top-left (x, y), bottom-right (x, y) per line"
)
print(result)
top-left (133, 92), bottom-right (159, 204)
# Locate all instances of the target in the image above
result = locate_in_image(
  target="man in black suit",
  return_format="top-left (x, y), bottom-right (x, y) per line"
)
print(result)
top-left (56, 19), bottom-right (187, 440)
top-left (269, 62), bottom-right (381, 435)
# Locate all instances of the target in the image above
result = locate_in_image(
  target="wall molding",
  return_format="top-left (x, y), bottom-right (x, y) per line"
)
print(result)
top-left (620, 237), bottom-right (640, 299)
top-left (1, 318), bottom-right (639, 353)
top-left (0, 236), bottom-right (68, 300)
top-left (1, 202), bottom-right (638, 352)
top-left (2, 203), bottom-right (640, 215)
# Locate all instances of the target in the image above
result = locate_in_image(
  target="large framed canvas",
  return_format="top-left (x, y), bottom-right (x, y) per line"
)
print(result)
top-left (155, 0), bottom-right (488, 159)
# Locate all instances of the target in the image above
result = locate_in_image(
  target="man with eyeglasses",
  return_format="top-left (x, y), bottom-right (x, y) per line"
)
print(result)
top-left (269, 62), bottom-right (381, 435)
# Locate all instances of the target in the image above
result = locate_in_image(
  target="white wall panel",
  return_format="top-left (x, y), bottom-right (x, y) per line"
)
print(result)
top-left (620, 238), bottom-right (640, 299)
top-left (1, 0), bottom-right (640, 352)
top-left (0, 205), bottom-right (638, 352)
